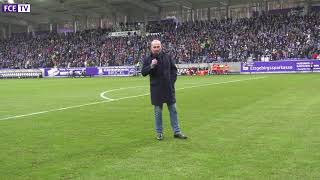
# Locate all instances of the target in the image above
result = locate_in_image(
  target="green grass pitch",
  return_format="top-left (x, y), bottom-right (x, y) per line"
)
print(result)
top-left (0, 74), bottom-right (319, 179)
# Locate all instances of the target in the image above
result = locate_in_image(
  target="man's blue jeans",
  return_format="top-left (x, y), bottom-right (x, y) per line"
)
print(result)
top-left (154, 103), bottom-right (181, 134)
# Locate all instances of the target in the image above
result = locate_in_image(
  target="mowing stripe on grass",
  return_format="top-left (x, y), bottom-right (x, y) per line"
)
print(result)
top-left (0, 76), bottom-right (266, 121)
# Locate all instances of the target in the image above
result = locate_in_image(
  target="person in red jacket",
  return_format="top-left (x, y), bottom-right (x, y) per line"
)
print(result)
top-left (224, 64), bottom-right (230, 74)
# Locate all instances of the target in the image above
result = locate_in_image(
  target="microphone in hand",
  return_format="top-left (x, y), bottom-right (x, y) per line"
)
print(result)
top-left (151, 57), bottom-right (158, 69)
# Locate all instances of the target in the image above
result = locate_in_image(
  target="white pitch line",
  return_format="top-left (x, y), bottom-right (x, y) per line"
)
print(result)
top-left (0, 76), bottom-right (266, 121)
top-left (100, 76), bottom-right (267, 100)
top-left (100, 86), bottom-right (147, 101)
top-left (177, 76), bottom-right (266, 90)
top-left (0, 101), bottom-right (112, 121)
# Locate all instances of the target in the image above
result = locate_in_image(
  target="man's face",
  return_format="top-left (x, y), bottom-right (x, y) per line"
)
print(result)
top-left (151, 41), bottom-right (162, 55)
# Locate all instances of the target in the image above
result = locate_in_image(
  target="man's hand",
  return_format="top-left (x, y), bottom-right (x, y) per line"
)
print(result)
top-left (151, 59), bottom-right (158, 68)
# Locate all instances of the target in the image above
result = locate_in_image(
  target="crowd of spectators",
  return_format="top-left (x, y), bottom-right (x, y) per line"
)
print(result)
top-left (0, 11), bottom-right (319, 69)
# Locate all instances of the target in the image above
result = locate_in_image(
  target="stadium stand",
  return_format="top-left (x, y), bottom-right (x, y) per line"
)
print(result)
top-left (0, 1), bottom-right (319, 69)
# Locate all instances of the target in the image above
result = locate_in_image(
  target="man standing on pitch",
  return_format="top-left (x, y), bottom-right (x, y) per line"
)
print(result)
top-left (142, 39), bottom-right (187, 140)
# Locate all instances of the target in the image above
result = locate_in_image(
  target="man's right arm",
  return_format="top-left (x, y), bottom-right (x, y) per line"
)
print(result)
top-left (141, 57), bottom-right (153, 76)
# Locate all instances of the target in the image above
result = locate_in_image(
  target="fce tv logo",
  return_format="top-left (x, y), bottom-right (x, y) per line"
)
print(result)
top-left (2, 4), bottom-right (31, 13)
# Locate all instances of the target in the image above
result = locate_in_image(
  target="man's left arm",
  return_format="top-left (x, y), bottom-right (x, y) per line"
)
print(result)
top-left (170, 56), bottom-right (177, 83)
